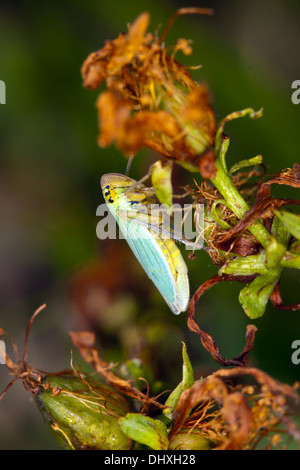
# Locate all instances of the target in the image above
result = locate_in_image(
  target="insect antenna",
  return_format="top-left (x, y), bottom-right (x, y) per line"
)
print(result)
top-left (125, 153), bottom-right (135, 176)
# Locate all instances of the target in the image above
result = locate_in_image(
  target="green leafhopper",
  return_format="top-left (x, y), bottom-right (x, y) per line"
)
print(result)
top-left (100, 173), bottom-right (195, 314)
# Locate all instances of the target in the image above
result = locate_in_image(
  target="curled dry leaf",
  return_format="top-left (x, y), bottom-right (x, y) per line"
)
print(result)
top-left (270, 282), bottom-right (300, 311)
top-left (187, 274), bottom-right (258, 367)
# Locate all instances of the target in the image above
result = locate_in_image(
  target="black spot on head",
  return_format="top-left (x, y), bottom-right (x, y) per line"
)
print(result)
top-left (108, 197), bottom-right (114, 203)
top-left (105, 185), bottom-right (110, 190)
top-left (104, 190), bottom-right (110, 196)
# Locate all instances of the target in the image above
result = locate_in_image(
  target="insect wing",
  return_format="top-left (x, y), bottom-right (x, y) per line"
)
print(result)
top-left (117, 206), bottom-right (201, 249)
top-left (117, 215), bottom-right (185, 314)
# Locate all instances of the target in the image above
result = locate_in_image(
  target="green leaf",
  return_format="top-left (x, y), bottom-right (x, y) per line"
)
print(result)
top-left (291, 240), bottom-right (300, 253)
top-left (265, 236), bottom-right (286, 269)
top-left (271, 213), bottom-right (291, 245)
top-left (274, 210), bottom-right (300, 241)
top-left (210, 199), bottom-right (232, 229)
top-left (217, 135), bottom-right (230, 173)
top-left (219, 251), bottom-right (267, 276)
top-left (239, 268), bottom-right (282, 319)
top-left (119, 414), bottom-right (169, 450)
top-left (163, 342), bottom-right (194, 418)
top-left (181, 342), bottom-right (194, 390)
top-left (229, 155), bottom-right (263, 176)
top-left (163, 382), bottom-right (183, 420)
top-left (281, 250), bottom-right (300, 269)
top-left (215, 107), bottom-right (263, 154)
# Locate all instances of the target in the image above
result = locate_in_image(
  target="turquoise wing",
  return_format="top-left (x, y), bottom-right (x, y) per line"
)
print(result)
top-left (117, 216), bottom-right (186, 315)
top-left (117, 206), bottom-right (202, 250)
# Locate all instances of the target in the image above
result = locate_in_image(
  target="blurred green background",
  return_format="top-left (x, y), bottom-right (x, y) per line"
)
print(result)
top-left (0, 0), bottom-right (299, 449)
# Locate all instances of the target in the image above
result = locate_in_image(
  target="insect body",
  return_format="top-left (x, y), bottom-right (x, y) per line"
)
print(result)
top-left (101, 173), bottom-right (190, 314)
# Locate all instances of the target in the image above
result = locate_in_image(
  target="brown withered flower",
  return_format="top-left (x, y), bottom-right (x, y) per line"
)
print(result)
top-left (81, 11), bottom-right (216, 165)
top-left (171, 367), bottom-right (300, 450)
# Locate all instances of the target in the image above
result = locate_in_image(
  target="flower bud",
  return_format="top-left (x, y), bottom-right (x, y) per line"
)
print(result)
top-left (35, 374), bottom-right (131, 450)
top-left (168, 428), bottom-right (213, 450)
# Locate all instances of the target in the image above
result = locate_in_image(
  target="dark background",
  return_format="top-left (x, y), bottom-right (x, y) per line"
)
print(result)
top-left (0, 0), bottom-right (299, 449)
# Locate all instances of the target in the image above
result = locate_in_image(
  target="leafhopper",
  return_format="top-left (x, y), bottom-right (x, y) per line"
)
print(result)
top-left (101, 173), bottom-right (199, 314)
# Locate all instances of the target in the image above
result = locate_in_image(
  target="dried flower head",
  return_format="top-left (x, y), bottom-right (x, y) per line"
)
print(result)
top-left (81, 11), bottom-right (216, 166)
top-left (171, 367), bottom-right (300, 450)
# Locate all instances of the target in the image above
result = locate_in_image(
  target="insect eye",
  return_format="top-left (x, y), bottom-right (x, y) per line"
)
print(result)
top-left (108, 196), bottom-right (114, 203)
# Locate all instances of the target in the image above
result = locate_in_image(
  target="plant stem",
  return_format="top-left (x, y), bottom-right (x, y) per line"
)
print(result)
top-left (211, 159), bottom-right (271, 248)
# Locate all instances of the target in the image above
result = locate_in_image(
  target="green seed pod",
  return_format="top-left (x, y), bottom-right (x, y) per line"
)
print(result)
top-left (35, 374), bottom-right (131, 450)
top-left (168, 428), bottom-right (213, 450)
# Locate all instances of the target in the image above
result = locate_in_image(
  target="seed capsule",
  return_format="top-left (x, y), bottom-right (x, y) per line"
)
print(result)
top-left (168, 428), bottom-right (213, 450)
top-left (35, 374), bottom-right (131, 450)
